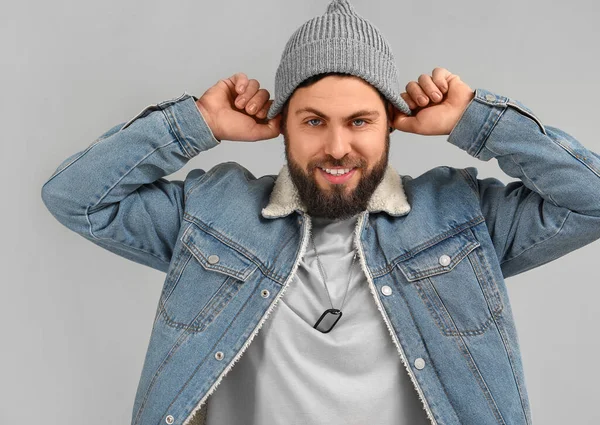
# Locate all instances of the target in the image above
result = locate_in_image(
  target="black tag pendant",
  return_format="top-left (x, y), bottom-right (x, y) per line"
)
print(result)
top-left (313, 308), bottom-right (343, 333)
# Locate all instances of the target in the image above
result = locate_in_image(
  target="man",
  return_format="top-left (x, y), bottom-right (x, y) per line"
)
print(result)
top-left (40, 0), bottom-right (600, 424)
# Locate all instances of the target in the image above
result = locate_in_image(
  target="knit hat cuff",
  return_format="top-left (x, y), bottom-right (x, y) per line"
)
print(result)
top-left (267, 38), bottom-right (412, 119)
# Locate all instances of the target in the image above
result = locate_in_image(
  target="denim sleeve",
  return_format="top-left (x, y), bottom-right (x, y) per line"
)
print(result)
top-left (40, 92), bottom-right (221, 273)
top-left (447, 88), bottom-right (600, 279)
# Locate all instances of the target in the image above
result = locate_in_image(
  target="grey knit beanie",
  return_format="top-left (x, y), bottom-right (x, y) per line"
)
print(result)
top-left (266, 0), bottom-right (412, 120)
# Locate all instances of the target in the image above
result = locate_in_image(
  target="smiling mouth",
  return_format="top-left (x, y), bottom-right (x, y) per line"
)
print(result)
top-left (317, 167), bottom-right (358, 184)
top-left (318, 166), bottom-right (355, 176)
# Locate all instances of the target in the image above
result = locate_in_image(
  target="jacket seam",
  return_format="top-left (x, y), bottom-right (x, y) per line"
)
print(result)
top-left (161, 107), bottom-right (194, 159)
top-left (452, 331), bottom-right (508, 424)
top-left (484, 141), bottom-right (560, 207)
top-left (499, 208), bottom-right (571, 267)
top-left (85, 140), bottom-right (181, 267)
top-left (372, 215), bottom-right (485, 278)
top-left (182, 214), bottom-right (287, 285)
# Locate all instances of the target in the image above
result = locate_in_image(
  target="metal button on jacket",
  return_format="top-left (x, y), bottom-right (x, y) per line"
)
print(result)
top-left (414, 358), bottom-right (426, 370)
top-left (381, 285), bottom-right (393, 296)
top-left (207, 254), bottom-right (220, 264)
top-left (165, 415), bottom-right (174, 424)
top-left (439, 254), bottom-right (451, 266)
top-left (485, 93), bottom-right (496, 101)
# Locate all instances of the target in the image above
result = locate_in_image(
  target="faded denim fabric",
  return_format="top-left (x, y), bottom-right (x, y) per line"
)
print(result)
top-left (41, 88), bottom-right (600, 425)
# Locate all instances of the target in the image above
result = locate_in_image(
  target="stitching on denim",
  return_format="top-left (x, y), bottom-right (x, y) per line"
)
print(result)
top-left (371, 215), bottom-right (486, 278)
top-left (486, 141), bottom-right (559, 206)
top-left (159, 275), bottom-right (242, 332)
top-left (42, 133), bottom-right (113, 188)
top-left (386, 276), bottom-right (456, 423)
top-left (426, 270), bottom-right (496, 337)
top-left (133, 299), bottom-right (200, 425)
top-left (85, 139), bottom-right (181, 266)
top-left (162, 248), bottom-right (193, 304)
top-left (408, 240), bottom-right (479, 281)
top-left (182, 234), bottom-right (256, 281)
top-left (459, 168), bottom-right (479, 194)
top-left (499, 208), bottom-right (571, 266)
top-left (552, 136), bottom-right (600, 177)
top-left (493, 315), bottom-right (533, 424)
top-left (135, 274), bottom-right (259, 425)
top-left (183, 214), bottom-right (286, 284)
top-left (183, 164), bottom-right (225, 201)
top-left (178, 262), bottom-right (290, 424)
top-left (470, 243), bottom-right (503, 315)
top-left (471, 101), bottom-right (504, 158)
top-left (451, 332), bottom-right (508, 425)
top-left (506, 101), bottom-right (547, 135)
top-left (161, 108), bottom-right (193, 159)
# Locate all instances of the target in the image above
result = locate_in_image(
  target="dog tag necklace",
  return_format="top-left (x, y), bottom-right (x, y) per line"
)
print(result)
top-left (310, 232), bottom-right (357, 333)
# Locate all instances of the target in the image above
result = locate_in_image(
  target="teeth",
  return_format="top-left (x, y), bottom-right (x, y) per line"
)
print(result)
top-left (321, 167), bottom-right (352, 175)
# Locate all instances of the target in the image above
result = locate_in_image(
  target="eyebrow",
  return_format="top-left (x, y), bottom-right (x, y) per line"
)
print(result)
top-left (295, 107), bottom-right (380, 120)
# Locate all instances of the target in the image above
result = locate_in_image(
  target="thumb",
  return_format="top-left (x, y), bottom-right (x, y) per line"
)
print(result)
top-left (249, 114), bottom-right (282, 141)
top-left (392, 113), bottom-right (420, 134)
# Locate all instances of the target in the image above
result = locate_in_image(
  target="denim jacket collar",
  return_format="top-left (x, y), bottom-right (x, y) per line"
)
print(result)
top-left (261, 164), bottom-right (412, 218)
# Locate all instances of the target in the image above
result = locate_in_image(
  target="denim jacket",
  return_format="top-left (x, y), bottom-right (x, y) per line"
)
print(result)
top-left (41, 88), bottom-right (600, 425)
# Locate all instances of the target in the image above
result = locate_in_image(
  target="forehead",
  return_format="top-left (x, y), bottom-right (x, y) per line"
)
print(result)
top-left (289, 75), bottom-right (383, 111)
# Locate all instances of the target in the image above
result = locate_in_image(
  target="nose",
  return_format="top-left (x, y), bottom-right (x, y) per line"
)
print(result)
top-left (323, 127), bottom-right (353, 160)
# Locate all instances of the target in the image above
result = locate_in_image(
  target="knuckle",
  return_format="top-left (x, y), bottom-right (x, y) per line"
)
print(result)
top-left (418, 74), bottom-right (430, 83)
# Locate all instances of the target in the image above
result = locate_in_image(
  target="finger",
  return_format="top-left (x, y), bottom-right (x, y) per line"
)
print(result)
top-left (406, 81), bottom-right (429, 107)
top-left (400, 92), bottom-right (419, 110)
top-left (418, 74), bottom-right (443, 103)
top-left (256, 99), bottom-right (273, 119)
top-left (432, 67), bottom-right (451, 94)
top-left (229, 72), bottom-right (249, 95)
top-left (235, 78), bottom-right (260, 109)
top-left (245, 88), bottom-right (270, 115)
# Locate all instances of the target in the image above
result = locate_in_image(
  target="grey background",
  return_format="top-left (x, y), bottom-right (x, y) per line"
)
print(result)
top-left (3, 0), bottom-right (599, 423)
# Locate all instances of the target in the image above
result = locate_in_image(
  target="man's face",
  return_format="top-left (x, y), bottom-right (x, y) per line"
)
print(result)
top-left (282, 75), bottom-right (392, 220)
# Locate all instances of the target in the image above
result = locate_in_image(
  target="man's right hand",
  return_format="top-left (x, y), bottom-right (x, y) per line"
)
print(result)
top-left (195, 72), bottom-right (282, 142)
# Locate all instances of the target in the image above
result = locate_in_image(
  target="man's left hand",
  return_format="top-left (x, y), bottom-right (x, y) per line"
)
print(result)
top-left (391, 67), bottom-right (475, 136)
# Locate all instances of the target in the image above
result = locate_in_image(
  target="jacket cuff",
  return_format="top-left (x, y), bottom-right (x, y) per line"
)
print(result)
top-left (446, 87), bottom-right (546, 159)
top-left (446, 88), bottom-right (503, 156)
top-left (120, 91), bottom-right (221, 159)
top-left (167, 93), bottom-right (221, 157)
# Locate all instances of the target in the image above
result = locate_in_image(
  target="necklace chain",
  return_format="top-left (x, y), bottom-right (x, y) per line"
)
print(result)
top-left (310, 232), bottom-right (357, 311)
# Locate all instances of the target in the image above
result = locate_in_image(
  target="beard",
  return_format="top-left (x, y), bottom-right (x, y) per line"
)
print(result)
top-left (284, 131), bottom-right (390, 220)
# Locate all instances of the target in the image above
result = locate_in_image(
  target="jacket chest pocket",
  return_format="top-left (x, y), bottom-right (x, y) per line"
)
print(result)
top-left (396, 226), bottom-right (503, 337)
top-left (159, 221), bottom-right (258, 333)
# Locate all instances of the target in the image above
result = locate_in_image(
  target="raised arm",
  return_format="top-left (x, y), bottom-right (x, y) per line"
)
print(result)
top-left (447, 88), bottom-right (600, 278)
top-left (40, 92), bottom-right (221, 273)
top-left (392, 66), bottom-right (600, 279)
top-left (41, 73), bottom-right (281, 273)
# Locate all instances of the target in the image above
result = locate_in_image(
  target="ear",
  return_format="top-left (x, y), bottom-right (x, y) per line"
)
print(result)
top-left (386, 102), bottom-right (395, 133)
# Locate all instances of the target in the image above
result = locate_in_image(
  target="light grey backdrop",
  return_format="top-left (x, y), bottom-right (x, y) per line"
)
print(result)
top-left (4, 0), bottom-right (599, 423)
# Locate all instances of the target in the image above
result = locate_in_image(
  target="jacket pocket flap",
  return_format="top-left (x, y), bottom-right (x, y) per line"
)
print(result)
top-left (397, 227), bottom-right (481, 282)
top-left (181, 222), bottom-right (258, 282)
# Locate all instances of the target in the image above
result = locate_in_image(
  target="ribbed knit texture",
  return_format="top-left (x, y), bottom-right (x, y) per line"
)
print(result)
top-left (267, 0), bottom-right (412, 120)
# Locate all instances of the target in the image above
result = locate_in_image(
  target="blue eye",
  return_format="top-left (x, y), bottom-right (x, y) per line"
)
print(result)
top-left (305, 118), bottom-right (368, 127)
